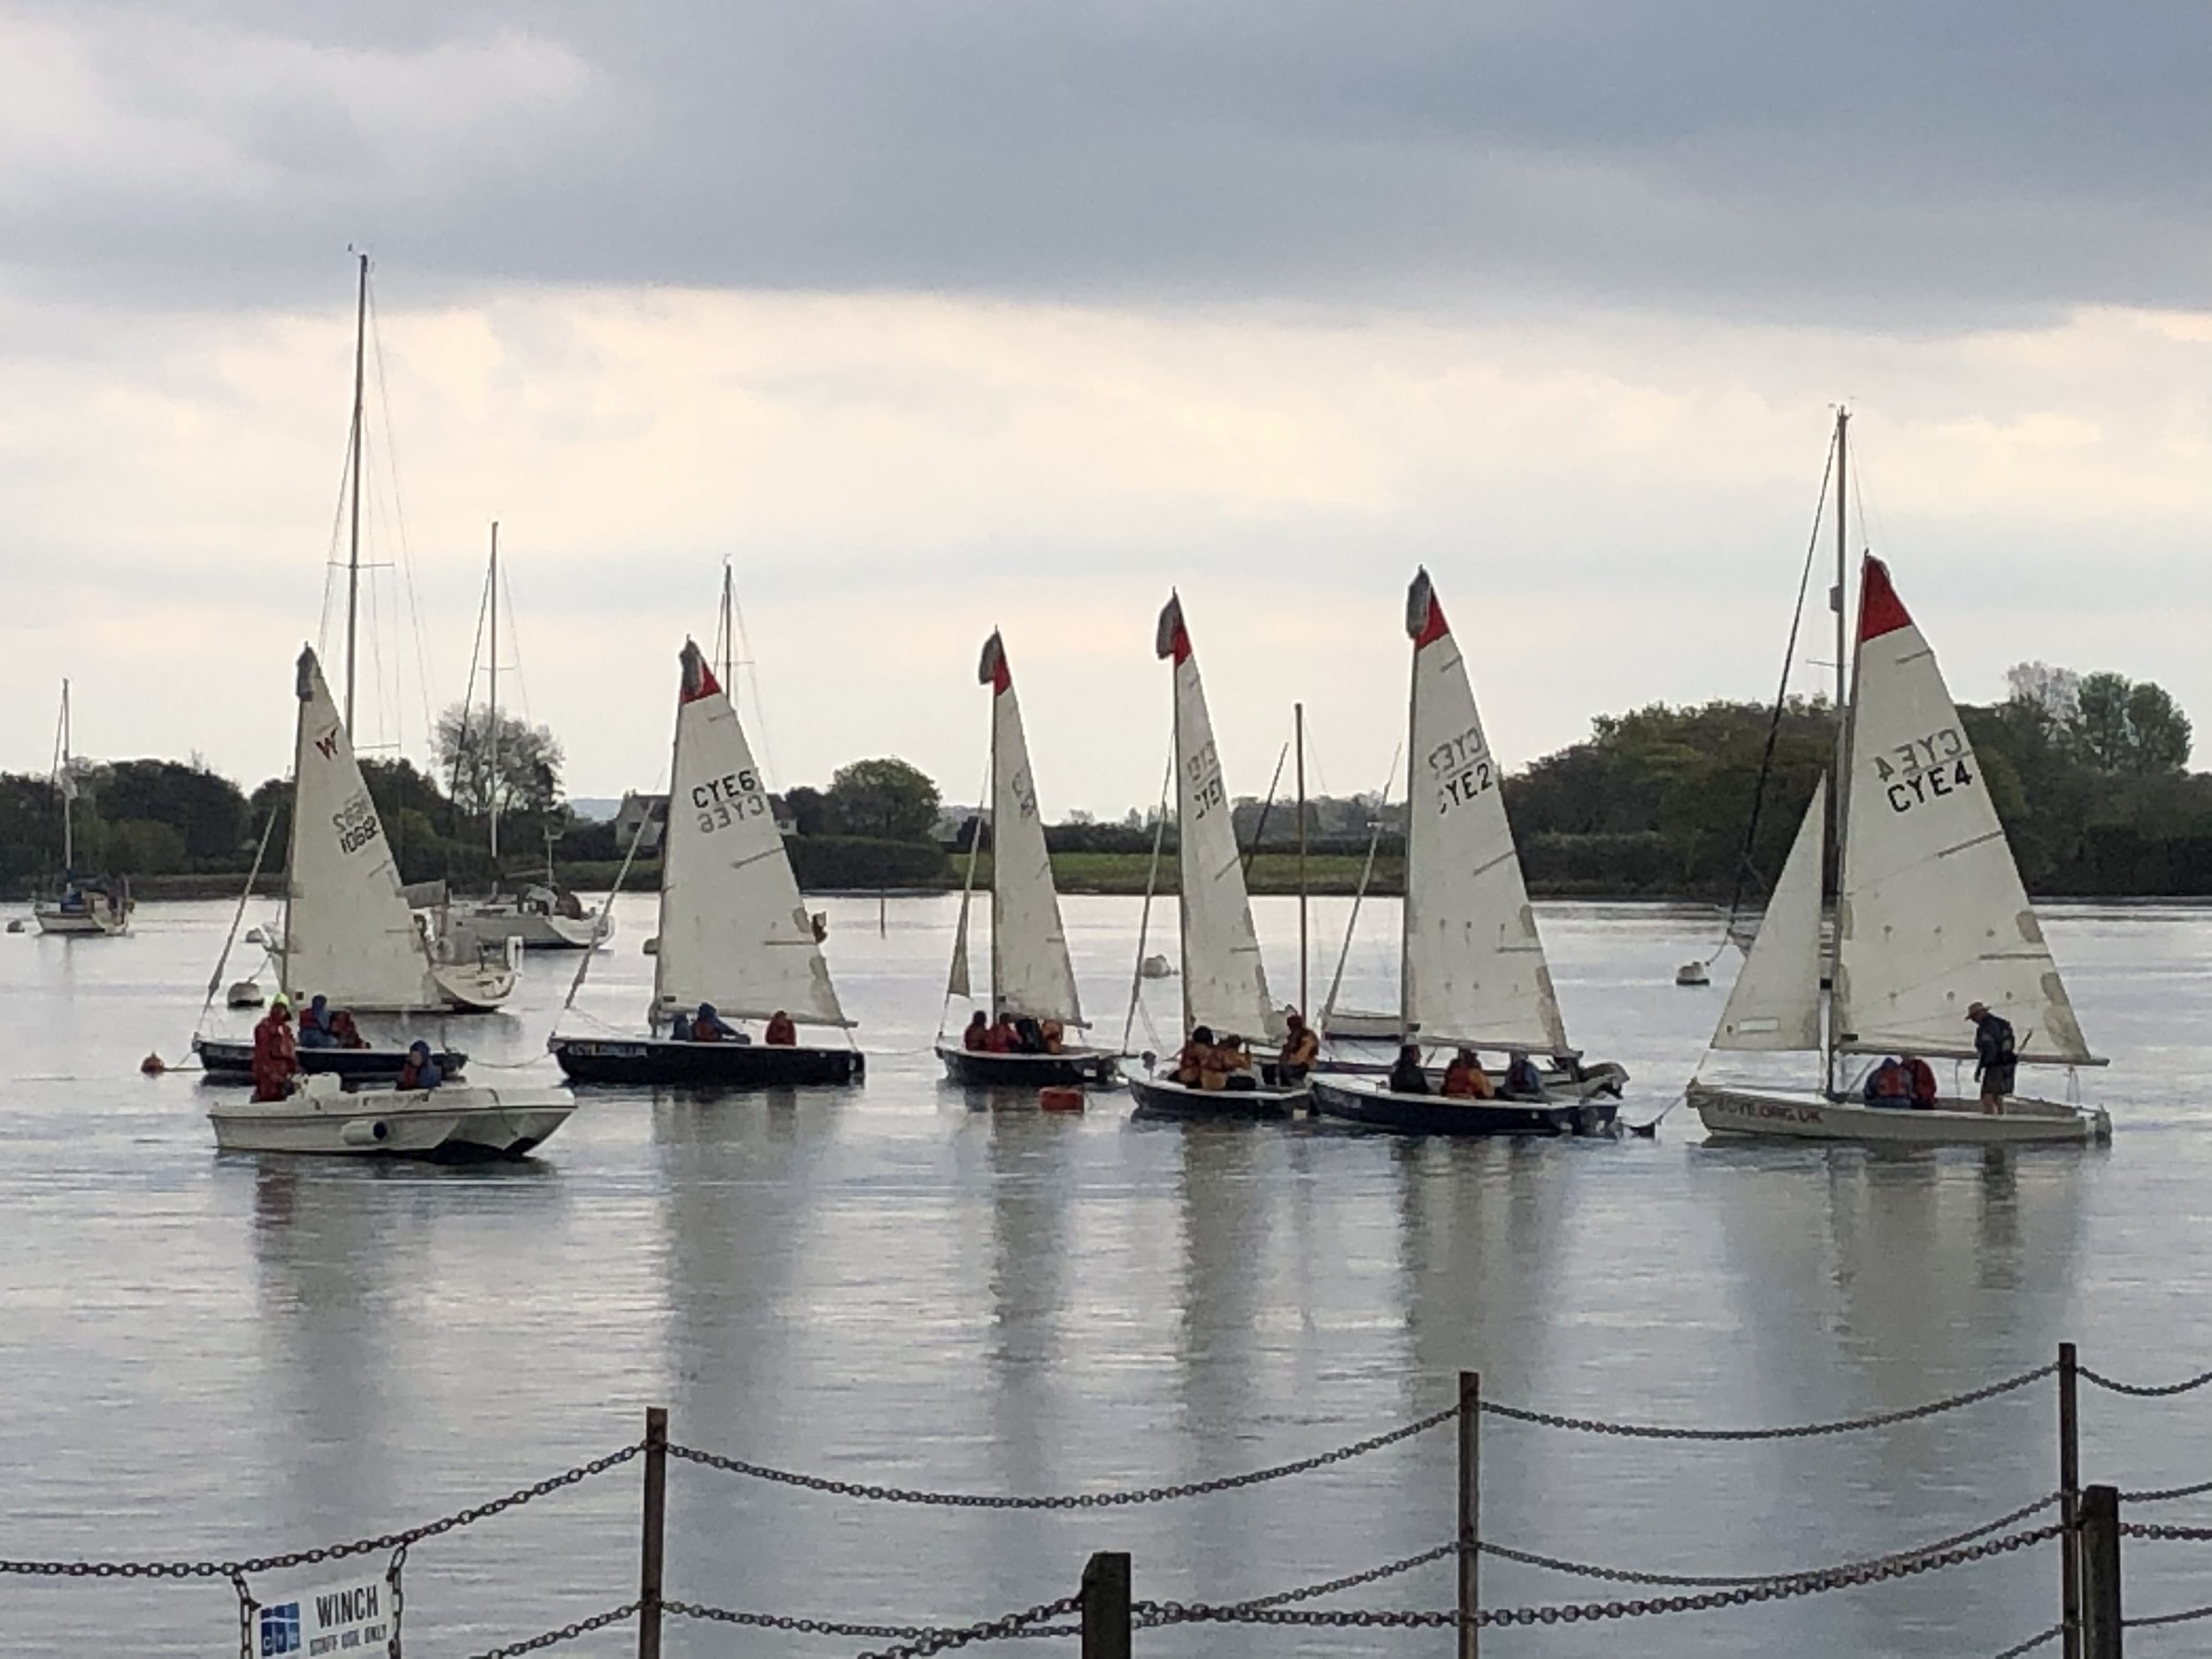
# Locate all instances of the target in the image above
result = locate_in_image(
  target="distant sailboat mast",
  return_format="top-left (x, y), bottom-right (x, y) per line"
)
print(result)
top-left (1825, 407), bottom-right (1849, 1090)
top-left (343, 250), bottom-right (367, 735)
top-left (54, 679), bottom-right (73, 873)
top-left (488, 520), bottom-right (501, 868)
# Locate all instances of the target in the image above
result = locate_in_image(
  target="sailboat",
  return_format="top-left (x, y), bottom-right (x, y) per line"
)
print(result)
top-left (202, 648), bottom-right (572, 1157)
top-left (1125, 595), bottom-right (1305, 1118)
top-left (32, 680), bottom-right (131, 937)
top-left (936, 633), bottom-right (1118, 1087)
top-left (443, 524), bottom-right (610, 952)
top-left (1310, 570), bottom-right (1627, 1135)
top-left (1689, 552), bottom-right (2109, 1144)
top-left (549, 640), bottom-right (864, 1087)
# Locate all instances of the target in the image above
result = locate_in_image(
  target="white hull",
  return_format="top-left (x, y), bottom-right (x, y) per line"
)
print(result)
top-left (33, 903), bottom-right (128, 937)
top-left (430, 958), bottom-right (519, 1011)
top-left (449, 902), bottom-right (606, 952)
top-left (1689, 1081), bottom-right (2109, 1146)
top-left (209, 1078), bottom-right (572, 1157)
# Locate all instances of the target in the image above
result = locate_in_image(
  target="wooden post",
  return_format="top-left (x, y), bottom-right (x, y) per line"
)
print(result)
top-left (2079, 1485), bottom-right (2121, 1659)
top-left (1080, 1550), bottom-right (1131, 1659)
top-left (2060, 1342), bottom-right (2082, 1659)
top-left (1459, 1371), bottom-right (1479, 1659)
top-left (639, 1406), bottom-right (668, 1659)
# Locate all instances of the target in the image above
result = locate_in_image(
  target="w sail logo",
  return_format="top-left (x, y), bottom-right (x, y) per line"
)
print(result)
top-left (313, 727), bottom-right (340, 760)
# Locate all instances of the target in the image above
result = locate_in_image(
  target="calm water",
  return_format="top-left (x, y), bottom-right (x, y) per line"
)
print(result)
top-left (2, 894), bottom-right (2208, 1655)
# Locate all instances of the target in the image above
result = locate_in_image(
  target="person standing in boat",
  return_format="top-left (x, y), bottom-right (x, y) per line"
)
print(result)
top-left (250, 997), bottom-right (300, 1102)
top-left (1968, 1002), bottom-right (2016, 1115)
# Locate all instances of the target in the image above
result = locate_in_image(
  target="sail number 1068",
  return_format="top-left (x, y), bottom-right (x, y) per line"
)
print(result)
top-left (1873, 727), bottom-right (1975, 815)
top-left (695, 770), bottom-right (766, 832)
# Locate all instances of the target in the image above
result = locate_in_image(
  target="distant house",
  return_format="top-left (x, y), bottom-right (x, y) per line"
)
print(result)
top-left (613, 789), bottom-right (796, 855)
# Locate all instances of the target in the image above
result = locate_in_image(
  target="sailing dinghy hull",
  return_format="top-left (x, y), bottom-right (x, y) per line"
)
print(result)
top-left (1314, 1047), bottom-right (1628, 1102)
top-left (1310, 1076), bottom-right (1617, 1137)
top-left (935, 1045), bottom-right (1119, 1088)
top-left (1127, 1071), bottom-right (1306, 1121)
top-left (33, 902), bottom-right (129, 937)
top-left (193, 1038), bottom-right (468, 1083)
top-left (1688, 1082), bottom-right (2109, 1146)
top-left (549, 1035), bottom-right (864, 1088)
top-left (208, 1078), bottom-right (572, 1159)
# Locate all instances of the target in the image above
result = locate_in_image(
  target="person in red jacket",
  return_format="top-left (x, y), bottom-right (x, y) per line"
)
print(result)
top-left (764, 1010), bottom-right (798, 1046)
top-left (251, 998), bottom-right (300, 1102)
top-left (962, 1010), bottom-right (990, 1051)
top-left (1902, 1054), bottom-right (1939, 1110)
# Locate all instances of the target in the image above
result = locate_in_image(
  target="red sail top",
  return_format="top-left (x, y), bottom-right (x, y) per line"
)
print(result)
top-left (1156, 595), bottom-right (1192, 664)
top-left (679, 640), bottom-right (722, 704)
top-left (1858, 555), bottom-right (1914, 642)
top-left (978, 631), bottom-right (1012, 695)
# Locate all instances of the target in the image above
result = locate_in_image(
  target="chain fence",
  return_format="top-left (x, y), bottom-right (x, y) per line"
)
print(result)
top-left (14, 1354), bottom-right (2212, 1655)
top-left (668, 1403), bottom-right (1455, 1509)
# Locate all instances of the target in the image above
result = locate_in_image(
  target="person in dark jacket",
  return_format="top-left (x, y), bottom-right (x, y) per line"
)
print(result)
top-left (1967, 1002), bottom-right (2016, 1115)
top-left (1502, 1049), bottom-right (1546, 1101)
top-left (1386, 1043), bottom-right (1429, 1096)
top-left (692, 1002), bottom-right (741, 1043)
top-left (397, 1040), bottom-right (442, 1091)
top-left (1863, 1057), bottom-right (1911, 1108)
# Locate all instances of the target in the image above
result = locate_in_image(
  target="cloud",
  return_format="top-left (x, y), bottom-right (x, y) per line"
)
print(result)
top-left (4, 2), bottom-right (2212, 324)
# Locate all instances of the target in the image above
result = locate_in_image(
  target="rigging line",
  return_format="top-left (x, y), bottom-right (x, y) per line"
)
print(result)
top-left (363, 275), bottom-right (437, 758)
top-left (937, 733), bottom-right (994, 1041)
top-left (1241, 740), bottom-right (1292, 878)
top-left (1713, 422), bottom-right (1839, 962)
top-left (1120, 751), bottom-right (1176, 1058)
top-left (557, 787), bottom-right (658, 1021)
top-left (498, 555), bottom-right (534, 728)
top-left (193, 806), bottom-right (283, 1044)
top-left (728, 590), bottom-right (780, 791)
top-left (449, 558), bottom-right (495, 828)
top-left (1320, 742), bottom-right (1402, 1028)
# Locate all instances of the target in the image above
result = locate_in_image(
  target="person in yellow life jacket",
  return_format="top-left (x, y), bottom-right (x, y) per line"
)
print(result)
top-left (1441, 1048), bottom-right (1494, 1100)
top-left (1274, 1011), bottom-right (1320, 1084)
top-left (1039, 1018), bottom-right (1065, 1055)
top-left (1217, 1033), bottom-right (1256, 1092)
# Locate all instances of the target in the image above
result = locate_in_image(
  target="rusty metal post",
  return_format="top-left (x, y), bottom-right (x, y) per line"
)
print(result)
top-left (639, 1406), bottom-right (668, 1659)
top-left (1459, 1371), bottom-right (1479, 1659)
top-left (2079, 1485), bottom-right (2121, 1659)
top-left (2060, 1343), bottom-right (2082, 1659)
top-left (1080, 1551), bottom-right (1131, 1659)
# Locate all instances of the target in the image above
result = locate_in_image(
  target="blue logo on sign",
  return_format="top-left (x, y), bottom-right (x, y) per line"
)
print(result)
top-left (259, 1601), bottom-right (302, 1655)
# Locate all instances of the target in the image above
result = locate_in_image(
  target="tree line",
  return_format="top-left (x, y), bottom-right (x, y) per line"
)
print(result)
top-left (2, 664), bottom-right (2206, 899)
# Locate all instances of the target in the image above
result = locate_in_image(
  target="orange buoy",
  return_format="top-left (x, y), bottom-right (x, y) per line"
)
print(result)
top-left (140, 1053), bottom-right (167, 1076)
top-left (1038, 1087), bottom-right (1085, 1113)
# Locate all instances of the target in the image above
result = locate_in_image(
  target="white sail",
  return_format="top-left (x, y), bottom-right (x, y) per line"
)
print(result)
top-left (1711, 779), bottom-right (1826, 1052)
top-left (1400, 571), bottom-right (1568, 1052)
top-left (651, 641), bottom-right (849, 1027)
top-left (1156, 596), bottom-right (1279, 1041)
top-left (1834, 557), bottom-right (2092, 1063)
top-left (281, 646), bottom-right (444, 1011)
top-left (980, 633), bottom-right (1084, 1025)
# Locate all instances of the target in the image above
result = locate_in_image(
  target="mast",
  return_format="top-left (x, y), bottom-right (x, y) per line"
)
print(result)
top-left (720, 564), bottom-right (735, 693)
top-left (1824, 407), bottom-right (1851, 1085)
top-left (488, 521), bottom-right (500, 867)
top-left (343, 252), bottom-right (367, 734)
top-left (57, 680), bottom-right (73, 872)
top-left (1176, 657), bottom-right (1193, 1041)
top-left (987, 673), bottom-right (1000, 1021)
top-left (1294, 702), bottom-right (1309, 1015)
top-left (1399, 632), bottom-right (1418, 1045)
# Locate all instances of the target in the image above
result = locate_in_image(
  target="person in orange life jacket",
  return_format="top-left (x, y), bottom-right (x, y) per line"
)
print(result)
top-left (1172, 1025), bottom-right (1215, 1087)
top-left (251, 997), bottom-right (299, 1102)
top-left (1274, 1012), bottom-right (1321, 1084)
top-left (1442, 1048), bottom-right (1494, 1100)
top-left (691, 1002), bottom-right (741, 1043)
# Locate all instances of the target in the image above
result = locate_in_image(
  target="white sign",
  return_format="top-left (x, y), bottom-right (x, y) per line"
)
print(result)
top-left (253, 1572), bottom-right (393, 1657)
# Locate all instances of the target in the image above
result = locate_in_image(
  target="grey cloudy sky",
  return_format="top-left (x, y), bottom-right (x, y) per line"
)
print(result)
top-left (3, 1), bottom-right (2208, 809)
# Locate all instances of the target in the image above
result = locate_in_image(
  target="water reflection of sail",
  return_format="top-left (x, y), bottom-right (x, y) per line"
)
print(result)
top-left (1701, 1146), bottom-right (2085, 1650)
top-left (979, 1106), bottom-right (1068, 1498)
